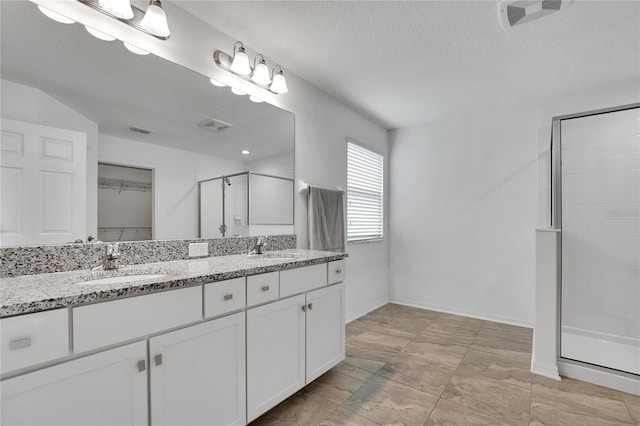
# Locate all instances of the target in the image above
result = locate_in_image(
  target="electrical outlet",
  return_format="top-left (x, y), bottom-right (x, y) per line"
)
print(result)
top-left (188, 243), bottom-right (209, 258)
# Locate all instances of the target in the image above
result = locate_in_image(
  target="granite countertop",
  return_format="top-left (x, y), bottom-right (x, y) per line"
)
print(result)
top-left (0, 249), bottom-right (347, 318)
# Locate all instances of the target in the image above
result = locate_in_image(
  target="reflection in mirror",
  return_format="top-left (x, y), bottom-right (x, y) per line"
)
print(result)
top-left (0, 1), bottom-right (294, 247)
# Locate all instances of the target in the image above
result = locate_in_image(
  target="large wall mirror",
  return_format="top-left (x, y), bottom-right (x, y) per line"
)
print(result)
top-left (0, 1), bottom-right (295, 247)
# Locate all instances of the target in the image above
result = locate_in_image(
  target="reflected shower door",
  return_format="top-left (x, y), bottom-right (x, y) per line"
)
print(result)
top-left (560, 106), bottom-right (640, 375)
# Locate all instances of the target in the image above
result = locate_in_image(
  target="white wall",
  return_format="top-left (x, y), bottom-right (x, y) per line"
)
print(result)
top-left (389, 79), bottom-right (638, 327)
top-left (99, 135), bottom-right (244, 240)
top-left (1, 79), bottom-right (99, 240)
top-left (38, 0), bottom-right (390, 320)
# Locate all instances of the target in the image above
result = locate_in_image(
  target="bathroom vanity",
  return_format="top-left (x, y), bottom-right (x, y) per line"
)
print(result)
top-left (0, 250), bottom-right (347, 425)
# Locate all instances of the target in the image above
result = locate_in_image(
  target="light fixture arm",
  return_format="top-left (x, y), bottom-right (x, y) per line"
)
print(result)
top-left (271, 64), bottom-right (284, 78)
top-left (254, 54), bottom-right (266, 68)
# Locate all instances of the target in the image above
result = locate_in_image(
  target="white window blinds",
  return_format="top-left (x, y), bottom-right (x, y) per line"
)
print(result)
top-left (347, 141), bottom-right (384, 243)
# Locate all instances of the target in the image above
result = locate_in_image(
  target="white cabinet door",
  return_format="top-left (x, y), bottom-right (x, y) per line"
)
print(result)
top-left (306, 283), bottom-right (345, 383)
top-left (247, 294), bottom-right (306, 423)
top-left (0, 341), bottom-right (147, 426)
top-left (149, 312), bottom-right (246, 426)
top-left (0, 118), bottom-right (87, 247)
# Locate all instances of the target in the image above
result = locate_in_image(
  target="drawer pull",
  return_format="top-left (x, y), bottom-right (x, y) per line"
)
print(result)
top-left (335, 269), bottom-right (342, 274)
top-left (261, 285), bottom-right (270, 292)
top-left (308, 303), bottom-right (313, 310)
top-left (224, 294), bottom-right (233, 301)
top-left (9, 337), bottom-right (31, 350)
top-left (155, 354), bottom-right (163, 366)
top-left (137, 360), bottom-right (146, 372)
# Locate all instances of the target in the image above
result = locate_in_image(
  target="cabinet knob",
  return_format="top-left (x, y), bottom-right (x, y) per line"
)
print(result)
top-left (224, 294), bottom-right (233, 301)
top-left (302, 305), bottom-right (306, 312)
top-left (137, 360), bottom-right (146, 372)
top-left (308, 303), bottom-right (313, 310)
top-left (9, 337), bottom-right (31, 350)
top-left (335, 269), bottom-right (342, 274)
top-left (155, 354), bottom-right (163, 366)
top-left (261, 285), bottom-right (270, 292)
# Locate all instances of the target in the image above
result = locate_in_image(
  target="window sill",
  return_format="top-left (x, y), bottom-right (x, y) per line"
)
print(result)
top-left (347, 238), bottom-right (384, 245)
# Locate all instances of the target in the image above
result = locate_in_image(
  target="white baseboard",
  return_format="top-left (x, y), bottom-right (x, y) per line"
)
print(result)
top-left (558, 360), bottom-right (640, 396)
top-left (346, 297), bottom-right (389, 324)
top-left (389, 298), bottom-right (533, 329)
top-left (531, 358), bottom-right (561, 380)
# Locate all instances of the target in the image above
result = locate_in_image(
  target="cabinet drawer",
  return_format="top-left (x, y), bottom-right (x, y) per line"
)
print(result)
top-left (280, 264), bottom-right (327, 298)
top-left (73, 286), bottom-right (202, 353)
top-left (1, 309), bottom-right (69, 374)
top-left (204, 277), bottom-right (246, 318)
top-left (327, 260), bottom-right (346, 284)
top-left (247, 272), bottom-right (279, 307)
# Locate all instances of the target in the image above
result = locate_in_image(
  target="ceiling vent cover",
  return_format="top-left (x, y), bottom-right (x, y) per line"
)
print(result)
top-left (198, 118), bottom-right (233, 131)
top-left (500, 0), bottom-right (562, 29)
top-left (129, 126), bottom-right (152, 134)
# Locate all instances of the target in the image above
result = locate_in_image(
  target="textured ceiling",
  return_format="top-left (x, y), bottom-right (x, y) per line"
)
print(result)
top-left (177, 1), bottom-right (640, 129)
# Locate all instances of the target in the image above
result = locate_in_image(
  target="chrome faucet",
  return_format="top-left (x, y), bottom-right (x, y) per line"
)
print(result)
top-left (253, 236), bottom-right (266, 254)
top-left (102, 242), bottom-right (121, 270)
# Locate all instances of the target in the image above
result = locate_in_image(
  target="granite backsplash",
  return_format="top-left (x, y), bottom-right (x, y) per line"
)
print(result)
top-left (0, 235), bottom-right (297, 277)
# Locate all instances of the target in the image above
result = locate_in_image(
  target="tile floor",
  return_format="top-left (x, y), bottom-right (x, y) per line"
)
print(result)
top-left (250, 303), bottom-right (640, 426)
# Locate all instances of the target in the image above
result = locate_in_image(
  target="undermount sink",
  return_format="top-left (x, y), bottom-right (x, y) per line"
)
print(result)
top-left (248, 252), bottom-right (304, 259)
top-left (78, 274), bottom-right (167, 285)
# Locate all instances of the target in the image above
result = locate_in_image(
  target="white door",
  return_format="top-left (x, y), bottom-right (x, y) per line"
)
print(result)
top-left (306, 283), bottom-right (345, 382)
top-left (0, 118), bottom-right (86, 246)
top-left (0, 341), bottom-right (147, 426)
top-left (246, 294), bottom-right (306, 422)
top-left (149, 313), bottom-right (246, 426)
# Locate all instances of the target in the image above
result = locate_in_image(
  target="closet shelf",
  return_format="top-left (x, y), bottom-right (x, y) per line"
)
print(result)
top-left (98, 177), bottom-right (152, 193)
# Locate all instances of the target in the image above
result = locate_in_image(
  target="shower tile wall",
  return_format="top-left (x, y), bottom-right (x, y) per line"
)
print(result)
top-left (560, 107), bottom-right (640, 373)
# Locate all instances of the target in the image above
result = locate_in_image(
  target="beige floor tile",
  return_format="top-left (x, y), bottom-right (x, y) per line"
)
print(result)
top-left (402, 339), bottom-right (468, 368)
top-left (318, 406), bottom-right (380, 426)
top-left (250, 392), bottom-right (339, 425)
top-left (530, 375), bottom-right (635, 425)
top-left (351, 330), bottom-right (413, 353)
top-left (441, 371), bottom-right (531, 425)
top-left (332, 362), bottom-right (375, 382)
top-left (368, 316), bottom-right (432, 339)
top-left (414, 326), bottom-right (476, 348)
top-left (370, 303), bottom-right (440, 320)
top-left (622, 392), bottom-right (640, 425)
top-left (435, 313), bottom-right (484, 330)
top-left (348, 318), bottom-right (378, 330)
top-left (425, 399), bottom-right (514, 426)
top-left (301, 369), bottom-right (368, 405)
top-left (455, 348), bottom-right (531, 390)
top-left (377, 351), bottom-right (456, 396)
top-left (343, 375), bottom-right (438, 426)
top-left (471, 324), bottom-right (533, 363)
top-left (343, 352), bottom-right (387, 374)
top-left (346, 324), bottom-right (368, 342)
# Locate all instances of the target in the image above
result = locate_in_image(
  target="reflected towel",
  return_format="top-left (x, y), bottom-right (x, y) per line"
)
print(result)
top-left (308, 186), bottom-right (345, 251)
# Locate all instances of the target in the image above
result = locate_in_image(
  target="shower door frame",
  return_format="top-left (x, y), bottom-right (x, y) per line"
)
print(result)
top-left (552, 102), bottom-right (640, 384)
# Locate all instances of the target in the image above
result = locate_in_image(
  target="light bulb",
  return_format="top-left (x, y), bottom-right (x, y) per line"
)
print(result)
top-left (141, 0), bottom-right (170, 37)
top-left (123, 42), bottom-right (149, 55)
top-left (270, 70), bottom-right (288, 94)
top-left (231, 87), bottom-right (247, 96)
top-left (99, 0), bottom-right (134, 19)
top-left (209, 78), bottom-right (226, 87)
top-left (249, 96), bottom-right (264, 103)
top-left (230, 47), bottom-right (251, 75)
top-left (241, 150), bottom-right (250, 155)
top-left (37, 5), bottom-right (75, 24)
top-left (85, 26), bottom-right (116, 41)
top-left (251, 61), bottom-right (272, 85)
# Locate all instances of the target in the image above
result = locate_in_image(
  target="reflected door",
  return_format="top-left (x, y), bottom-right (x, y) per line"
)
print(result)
top-left (560, 106), bottom-right (640, 375)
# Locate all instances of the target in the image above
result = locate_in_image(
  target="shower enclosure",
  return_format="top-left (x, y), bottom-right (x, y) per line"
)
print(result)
top-left (198, 172), bottom-right (294, 238)
top-left (554, 104), bottom-right (639, 379)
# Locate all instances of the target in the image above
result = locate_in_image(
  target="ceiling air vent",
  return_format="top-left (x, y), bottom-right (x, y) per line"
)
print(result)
top-left (198, 118), bottom-right (233, 131)
top-left (129, 126), bottom-right (152, 134)
top-left (500, 0), bottom-right (562, 29)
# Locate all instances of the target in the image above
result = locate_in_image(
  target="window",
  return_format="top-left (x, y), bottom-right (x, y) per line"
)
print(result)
top-left (347, 141), bottom-right (384, 243)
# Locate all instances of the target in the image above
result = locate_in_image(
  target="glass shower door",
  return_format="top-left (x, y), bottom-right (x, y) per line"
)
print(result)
top-left (560, 106), bottom-right (640, 375)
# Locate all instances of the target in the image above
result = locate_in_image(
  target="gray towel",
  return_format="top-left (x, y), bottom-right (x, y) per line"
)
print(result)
top-left (308, 186), bottom-right (345, 251)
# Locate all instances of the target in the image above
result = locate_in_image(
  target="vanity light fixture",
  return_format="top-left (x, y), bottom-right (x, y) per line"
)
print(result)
top-left (270, 65), bottom-right (288, 94)
top-left (230, 42), bottom-right (252, 75)
top-left (251, 55), bottom-right (271, 85)
top-left (214, 41), bottom-right (289, 95)
top-left (85, 25), bottom-right (116, 41)
top-left (140, 0), bottom-right (170, 37)
top-left (37, 5), bottom-right (76, 24)
top-left (76, 0), bottom-right (171, 40)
